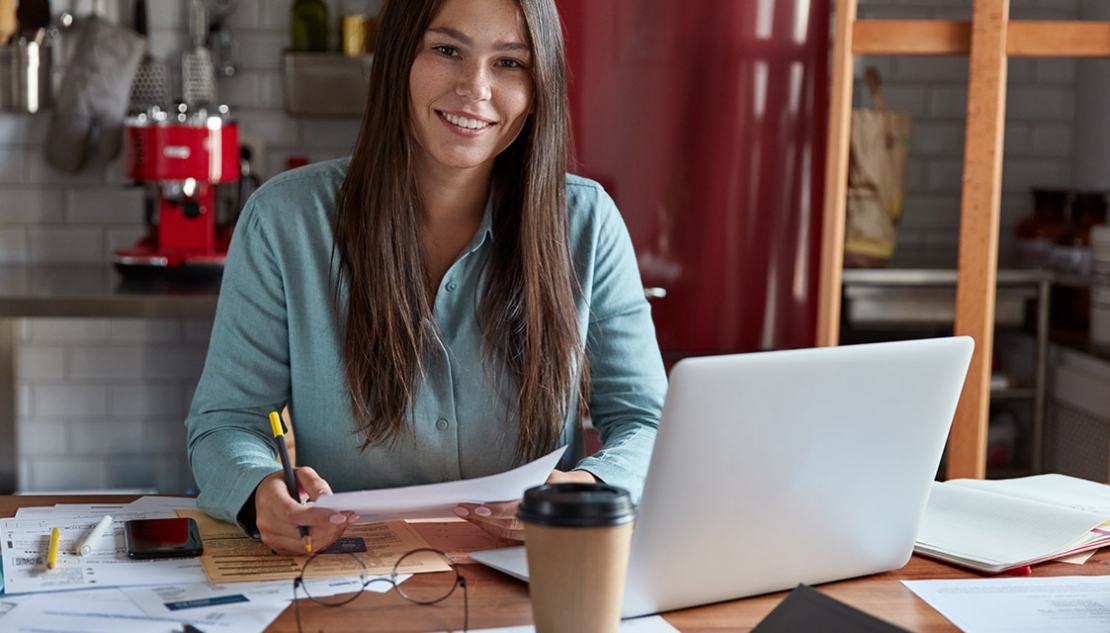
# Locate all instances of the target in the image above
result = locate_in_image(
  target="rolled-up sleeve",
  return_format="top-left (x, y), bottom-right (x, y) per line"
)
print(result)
top-left (185, 197), bottom-right (290, 527)
top-left (569, 181), bottom-right (668, 504)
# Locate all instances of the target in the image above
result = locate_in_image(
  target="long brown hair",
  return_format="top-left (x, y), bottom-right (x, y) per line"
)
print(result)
top-left (333, 0), bottom-right (585, 464)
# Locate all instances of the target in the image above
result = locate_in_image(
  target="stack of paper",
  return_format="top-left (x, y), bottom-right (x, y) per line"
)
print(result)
top-left (0, 496), bottom-right (393, 633)
top-left (0, 447), bottom-right (569, 632)
top-left (914, 474), bottom-right (1110, 573)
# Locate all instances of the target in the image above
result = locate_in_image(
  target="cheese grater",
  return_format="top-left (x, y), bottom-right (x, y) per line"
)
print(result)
top-left (128, 0), bottom-right (169, 114)
top-left (182, 0), bottom-right (216, 107)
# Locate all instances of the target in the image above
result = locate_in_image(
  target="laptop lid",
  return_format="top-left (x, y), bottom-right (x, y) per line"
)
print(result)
top-left (471, 337), bottom-right (973, 618)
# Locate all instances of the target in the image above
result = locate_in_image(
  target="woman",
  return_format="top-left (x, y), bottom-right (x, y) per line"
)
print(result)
top-left (185, 0), bottom-right (666, 556)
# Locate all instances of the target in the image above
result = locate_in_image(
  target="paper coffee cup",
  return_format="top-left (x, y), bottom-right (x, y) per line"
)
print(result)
top-left (517, 483), bottom-right (635, 633)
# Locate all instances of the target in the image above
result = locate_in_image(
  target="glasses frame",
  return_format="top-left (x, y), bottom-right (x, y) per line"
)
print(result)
top-left (293, 547), bottom-right (469, 633)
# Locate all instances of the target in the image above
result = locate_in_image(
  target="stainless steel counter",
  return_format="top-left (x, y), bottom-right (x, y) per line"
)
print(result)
top-left (0, 265), bottom-right (221, 493)
top-left (842, 268), bottom-right (1052, 327)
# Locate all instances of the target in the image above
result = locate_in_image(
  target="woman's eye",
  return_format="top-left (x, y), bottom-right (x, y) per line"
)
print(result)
top-left (433, 45), bottom-right (458, 57)
top-left (498, 59), bottom-right (525, 69)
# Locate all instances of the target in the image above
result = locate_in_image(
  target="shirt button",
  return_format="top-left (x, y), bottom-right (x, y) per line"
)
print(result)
top-left (436, 418), bottom-right (449, 431)
top-left (446, 282), bottom-right (458, 291)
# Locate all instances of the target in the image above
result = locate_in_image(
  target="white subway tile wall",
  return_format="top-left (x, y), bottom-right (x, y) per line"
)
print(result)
top-left (0, 0), bottom-right (1086, 491)
top-left (2, 0), bottom-right (360, 492)
top-left (856, 0), bottom-right (1080, 267)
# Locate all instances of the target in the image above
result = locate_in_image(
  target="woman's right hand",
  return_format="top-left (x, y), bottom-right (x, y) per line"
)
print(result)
top-left (254, 467), bottom-right (360, 556)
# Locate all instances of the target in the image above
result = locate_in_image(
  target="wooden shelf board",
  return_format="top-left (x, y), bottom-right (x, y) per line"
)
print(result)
top-left (853, 20), bottom-right (1110, 57)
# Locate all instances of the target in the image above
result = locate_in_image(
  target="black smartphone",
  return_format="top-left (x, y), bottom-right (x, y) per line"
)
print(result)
top-left (124, 517), bottom-right (203, 559)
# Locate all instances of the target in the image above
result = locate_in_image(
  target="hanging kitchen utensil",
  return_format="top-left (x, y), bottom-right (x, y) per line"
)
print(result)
top-left (208, 0), bottom-right (236, 78)
top-left (128, 0), bottom-right (169, 114)
top-left (182, 0), bottom-right (216, 107)
top-left (0, 0), bottom-right (17, 44)
top-left (15, 0), bottom-right (50, 40)
top-left (45, 15), bottom-right (145, 171)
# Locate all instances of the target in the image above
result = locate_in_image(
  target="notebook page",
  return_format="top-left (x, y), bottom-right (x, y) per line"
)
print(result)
top-left (916, 482), bottom-right (1110, 566)
top-left (945, 474), bottom-right (1110, 515)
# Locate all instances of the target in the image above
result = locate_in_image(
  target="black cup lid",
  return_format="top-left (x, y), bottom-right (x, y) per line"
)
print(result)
top-left (516, 482), bottom-right (635, 528)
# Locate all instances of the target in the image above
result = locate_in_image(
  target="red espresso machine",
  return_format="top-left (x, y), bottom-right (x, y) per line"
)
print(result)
top-left (116, 104), bottom-right (239, 280)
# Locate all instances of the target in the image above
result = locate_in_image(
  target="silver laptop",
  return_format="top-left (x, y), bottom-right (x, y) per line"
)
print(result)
top-left (471, 336), bottom-right (974, 618)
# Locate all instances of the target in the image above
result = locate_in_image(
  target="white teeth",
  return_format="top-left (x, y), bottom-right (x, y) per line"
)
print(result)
top-left (442, 112), bottom-right (491, 130)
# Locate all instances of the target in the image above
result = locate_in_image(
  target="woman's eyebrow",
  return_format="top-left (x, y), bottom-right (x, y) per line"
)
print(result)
top-left (426, 26), bottom-right (531, 53)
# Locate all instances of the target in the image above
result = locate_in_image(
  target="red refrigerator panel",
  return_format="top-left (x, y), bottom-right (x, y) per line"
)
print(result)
top-left (558, 0), bottom-right (829, 358)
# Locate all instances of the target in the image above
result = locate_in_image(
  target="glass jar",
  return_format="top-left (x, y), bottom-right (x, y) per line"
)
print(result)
top-left (291, 0), bottom-right (329, 53)
top-left (338, 0), bottom-right (383, 56)
top-left (1015, 188), bottom-right (1068, 268)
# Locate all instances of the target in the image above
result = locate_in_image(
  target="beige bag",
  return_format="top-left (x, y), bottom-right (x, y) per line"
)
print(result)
top-left (844, 68), bottom-right (913, 268)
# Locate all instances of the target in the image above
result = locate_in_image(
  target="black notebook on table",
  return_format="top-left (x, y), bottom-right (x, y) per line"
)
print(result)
top-left (751, 584), bottom-right (911, 633)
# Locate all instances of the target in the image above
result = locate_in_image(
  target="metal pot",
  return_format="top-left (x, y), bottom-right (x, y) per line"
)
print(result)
top-left (0, 38), bottom-right (53, 113)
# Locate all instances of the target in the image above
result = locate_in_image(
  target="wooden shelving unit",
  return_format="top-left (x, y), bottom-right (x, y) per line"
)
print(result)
top-left (817, 1), bottom-right (1110, 480)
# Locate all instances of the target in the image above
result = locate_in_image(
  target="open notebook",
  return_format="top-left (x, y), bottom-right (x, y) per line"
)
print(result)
top-left (473, 337), bottom-right (975, 618)
top-left (915, 474), bottom-right (1110, 573)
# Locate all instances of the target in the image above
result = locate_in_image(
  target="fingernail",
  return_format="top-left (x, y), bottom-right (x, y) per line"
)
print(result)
top-left (350, 513), bottom-right (361, 523)
top-left (475, 506), bottom-right (492, 517)
top-left (329, 513), bottom-right (346, 524)
top-left (454, 506), bottom-right (470, 518)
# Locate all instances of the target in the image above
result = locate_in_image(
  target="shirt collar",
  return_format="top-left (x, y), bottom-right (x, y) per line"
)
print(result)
top-left (463, 192), bottom-right (495, 255)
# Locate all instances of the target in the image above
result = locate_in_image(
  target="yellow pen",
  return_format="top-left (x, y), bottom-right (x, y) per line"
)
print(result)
top-left (270, 411), bottom-right (312, 553)
top-left (46, 526), bottom-right (59, 570)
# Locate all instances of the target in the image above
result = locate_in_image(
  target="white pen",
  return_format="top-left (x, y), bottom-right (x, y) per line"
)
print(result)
top-left (75, 514), bottom-right (113, 556)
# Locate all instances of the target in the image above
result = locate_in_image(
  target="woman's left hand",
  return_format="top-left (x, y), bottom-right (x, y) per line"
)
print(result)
top-left (454, 469), bottom-right (599, 541)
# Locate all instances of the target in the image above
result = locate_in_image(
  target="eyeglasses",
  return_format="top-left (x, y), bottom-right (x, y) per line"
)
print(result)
top-left (292, 547), bottom-right (469, 633)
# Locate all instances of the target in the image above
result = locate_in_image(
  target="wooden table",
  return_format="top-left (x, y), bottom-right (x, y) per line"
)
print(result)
top-left (6, 495), bottom-right (1110, 632)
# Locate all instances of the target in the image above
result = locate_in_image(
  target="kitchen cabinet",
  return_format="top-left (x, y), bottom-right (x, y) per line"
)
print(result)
top-left (282, 52), bottom-right (371, 116)
top-left (0, 264), bottom-right (219, 494)
top-left (840, 268), bottom-right (1052, 479)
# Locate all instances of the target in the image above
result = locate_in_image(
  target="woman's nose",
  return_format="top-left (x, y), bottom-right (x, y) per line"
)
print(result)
top-left (456, 62), bottom-right (492, 101)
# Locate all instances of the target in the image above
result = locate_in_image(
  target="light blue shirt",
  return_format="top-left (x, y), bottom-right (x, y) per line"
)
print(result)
top-left (185, 158), bottom-right (667, 530)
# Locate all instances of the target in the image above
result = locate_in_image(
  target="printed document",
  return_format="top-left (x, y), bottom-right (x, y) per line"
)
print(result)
top-left (463, 615), bottom-right (680, 633)
top-left (903, 576), bottom-right (1110, 632)
top-left (0, 515), bottom-right (207, 594)
top-left (0, 587), bottom-right (252, 633)
top-left (178, 508), bottom-right (448, 583)
top-left (314, 445), bottom-right (567, 521)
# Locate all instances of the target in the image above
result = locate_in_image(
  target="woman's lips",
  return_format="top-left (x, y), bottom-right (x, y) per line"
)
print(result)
top-left (438, 110), bottom-right (495, 136)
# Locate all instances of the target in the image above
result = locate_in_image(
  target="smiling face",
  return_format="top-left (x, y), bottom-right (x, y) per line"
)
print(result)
top-left (408, 0), bottom-right (535, 182)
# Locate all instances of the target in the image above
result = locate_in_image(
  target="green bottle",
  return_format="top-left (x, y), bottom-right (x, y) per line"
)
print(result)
top-left (291, 0), bottom-right (329, 52)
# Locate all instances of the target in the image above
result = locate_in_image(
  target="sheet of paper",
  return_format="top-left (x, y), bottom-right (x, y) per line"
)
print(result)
top-left (124, 496), bottom-right (198, 514)
top-left (903, 576), bottom-right (1110, 633)
top-left (13, 506), bottom-right (53, 518)
top-left (0, 587), bottom-right (246, 633)
top-left (13, 498), bottom-right (198, 520)
top-left (0, 515), bottom-right (207, 594)
top-left (0, 592), bottom-right (27, 617)
top-left (13, 498), bottom-right (196, 524)
top-left (947, 474), bottom-right (1110, 515)
top-left (916, 482), bottom-right (1110, 566)
top-left (462, 615), bottom-right (680, 633)
top-left (1057, 549), bottom-right (1099, 565)
top-left (178, 509), bottom-right (448, 583)
top-left (117, 582), bottom-right (290, 630)
top-left (119, 574), bottom-right (405, 621)
top-left (315, 446), bottom-right (567, 521)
